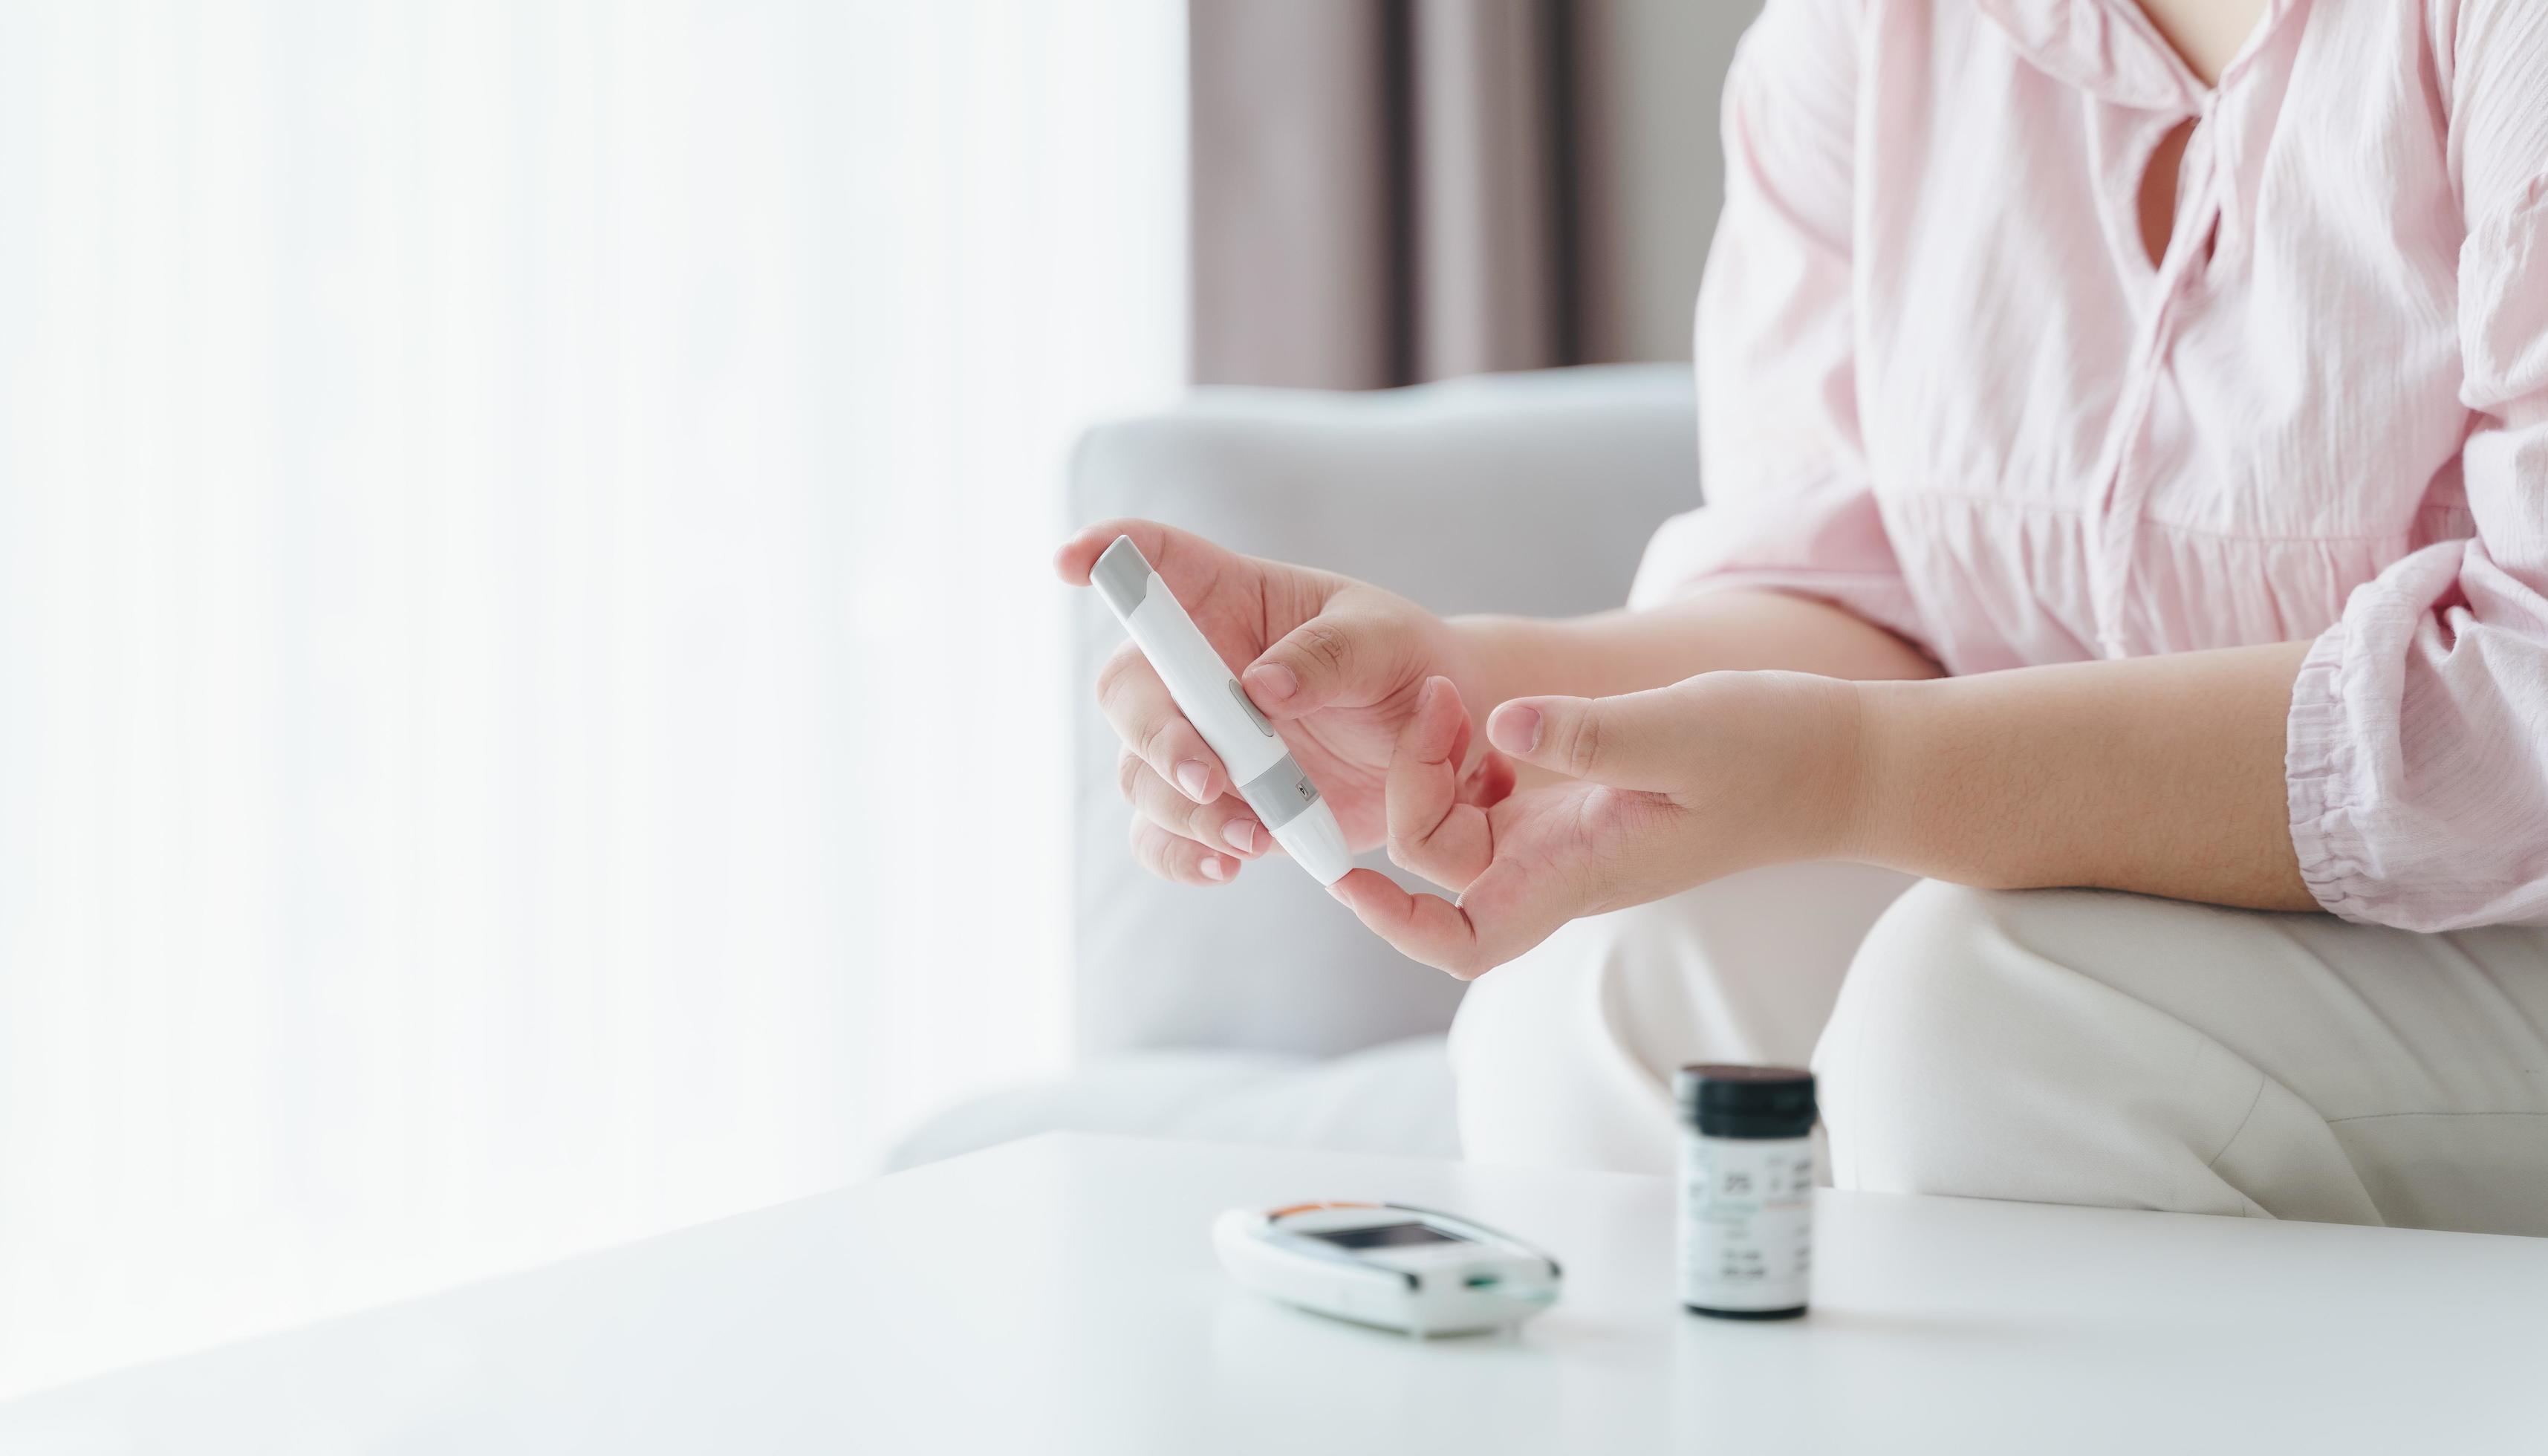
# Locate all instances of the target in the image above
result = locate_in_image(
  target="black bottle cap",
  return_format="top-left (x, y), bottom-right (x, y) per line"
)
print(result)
top-left (1677, 1064), bottom-right (1817, 1140)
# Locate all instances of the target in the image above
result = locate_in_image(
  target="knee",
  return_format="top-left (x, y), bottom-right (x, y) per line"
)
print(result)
top-left (1451, 865), bottom-right (1907, 1174)
top-left (1446, 894), bottom-right (1688, 1096)
top-left (1446, 895), bottom-right (1707, 1175)
top-left (1817, 882), bottom-right (2275, 1214)
top-left (1454, 862), bottom-right (1905, 1086)
top-left (1814, 882), bottom-right (2090, 1199)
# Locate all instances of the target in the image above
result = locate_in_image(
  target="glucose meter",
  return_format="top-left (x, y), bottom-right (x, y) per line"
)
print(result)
top-left (1213, 1201), bottom-right (1561, 1336)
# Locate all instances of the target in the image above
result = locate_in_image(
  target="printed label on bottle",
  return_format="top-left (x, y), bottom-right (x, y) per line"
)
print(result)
top-left (1679, 1132), bottom-right (1814, 1310)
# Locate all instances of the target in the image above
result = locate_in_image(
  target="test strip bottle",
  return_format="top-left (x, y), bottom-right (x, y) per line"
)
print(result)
top-left (1677, 1065), bottom-right (1817, 1319)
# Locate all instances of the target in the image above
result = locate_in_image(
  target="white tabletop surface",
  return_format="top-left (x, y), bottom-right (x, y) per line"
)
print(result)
top-left (6, 1131), bottom-right (2544, 1454)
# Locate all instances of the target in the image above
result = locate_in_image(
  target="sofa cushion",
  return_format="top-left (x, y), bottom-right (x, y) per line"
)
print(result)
top-left (885, 1034), bottom-right (1459, 1170)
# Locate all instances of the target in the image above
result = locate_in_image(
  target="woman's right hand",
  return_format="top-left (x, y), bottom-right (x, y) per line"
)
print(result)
top-left (1055, 520), bottom-right (1513, 886)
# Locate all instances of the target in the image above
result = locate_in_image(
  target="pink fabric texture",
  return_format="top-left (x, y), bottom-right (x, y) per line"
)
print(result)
top-left (1634, 0), bottom-right (2548, 931)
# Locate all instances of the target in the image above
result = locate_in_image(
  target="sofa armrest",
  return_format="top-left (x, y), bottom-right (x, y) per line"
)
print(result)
top-left (1067, 363), bottom-right (1699, 1059)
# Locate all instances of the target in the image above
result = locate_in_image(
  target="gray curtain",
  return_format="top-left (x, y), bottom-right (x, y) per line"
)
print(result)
top-left (1189, 0), bottom-right (1752, 389)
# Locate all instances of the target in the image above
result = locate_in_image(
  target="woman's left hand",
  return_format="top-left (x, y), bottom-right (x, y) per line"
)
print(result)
top-left (1331, 671), bottom-right (1868, 978)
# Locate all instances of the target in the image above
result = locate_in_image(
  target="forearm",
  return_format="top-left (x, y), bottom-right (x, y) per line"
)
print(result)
top-left (1845, 641), bottom-right (2315, 912)
top-left (1456, 589), bottom-right (1940, 706)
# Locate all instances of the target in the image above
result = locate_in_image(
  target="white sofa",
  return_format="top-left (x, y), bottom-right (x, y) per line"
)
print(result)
top-left (890, 364), bottom-right (1700, 1169)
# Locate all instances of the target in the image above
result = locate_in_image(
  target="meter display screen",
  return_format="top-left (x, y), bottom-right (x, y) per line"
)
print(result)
top-left (1301, 1221), bottom-right (1472, 1250)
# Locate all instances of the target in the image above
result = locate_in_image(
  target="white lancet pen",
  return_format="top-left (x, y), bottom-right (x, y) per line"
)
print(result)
top-left (1090, 536), bottom-right (1355, 885)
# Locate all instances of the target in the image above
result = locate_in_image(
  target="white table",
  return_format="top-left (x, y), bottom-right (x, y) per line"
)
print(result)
top-left (6, 1132), bottom-right (2544, 1454)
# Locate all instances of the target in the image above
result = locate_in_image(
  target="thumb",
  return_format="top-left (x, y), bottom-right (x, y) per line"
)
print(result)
top-left (1485, 689), bottom-right (1686, 789)
top-left (1241, 612), bottom-right (1400, 720)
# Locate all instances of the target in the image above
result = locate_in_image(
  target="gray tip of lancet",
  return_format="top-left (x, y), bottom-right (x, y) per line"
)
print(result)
top-left (1092, 536), bottom-right (1156, 615)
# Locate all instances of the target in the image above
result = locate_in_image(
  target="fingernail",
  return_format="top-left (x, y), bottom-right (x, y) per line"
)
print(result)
top-left (1248, 663), bottom-right (1298, 703)
top-left (1200, 856), bottom-right (1228, 882)
top-left (1223, 819), bottom-right (1261, 854)
top-left (1175, 761), bottom-right (1212, 802)
top-left (1492, 705), bottom-right (1542, 754)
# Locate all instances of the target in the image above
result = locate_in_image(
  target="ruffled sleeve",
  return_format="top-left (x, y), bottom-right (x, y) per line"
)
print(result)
top-left (2284, 0), bottom-right (2548, 930)
top-left (1628, 0), bottom-right (1931, 656)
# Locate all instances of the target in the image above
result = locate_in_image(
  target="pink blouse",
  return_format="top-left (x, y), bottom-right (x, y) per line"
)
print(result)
top-left (1634, 0), bottom-right (2548, 931)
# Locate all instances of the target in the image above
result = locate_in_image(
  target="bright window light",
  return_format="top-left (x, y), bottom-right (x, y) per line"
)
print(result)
top-left (0, 0), bottom-right (1186, 1397)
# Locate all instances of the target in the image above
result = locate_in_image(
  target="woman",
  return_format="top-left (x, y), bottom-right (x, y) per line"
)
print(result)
top-left (1056, 0), bottom-right (2548, 1235)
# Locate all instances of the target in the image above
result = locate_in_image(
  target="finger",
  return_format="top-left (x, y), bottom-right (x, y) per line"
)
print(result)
top-left (1054, 518), bottom-right (1232, 591)
top-left (1486, 689), bottom-right (1683, 790)
top-left (1385, 677), bottom-right (1495, 891)
top-left (1119, 750), bottom-right (1268, 857)
top-left (1095, 640), bottom-right (1226, 803)
top-left (1332, 862), bottom-right (1570, 979)
top-left (1330, 869), bottom-right (1486, 976)
top-left (1460, 749), bottom-right (1518, 809)
top-left (1330, 867), bottom-right (1550, 980)
top-left (1241, 611), bottom-right (1403, 721)
top-left (1130, 816), bottom-right (1241, 886)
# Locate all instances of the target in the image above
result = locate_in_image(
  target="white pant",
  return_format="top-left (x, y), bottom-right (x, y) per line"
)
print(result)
top-left (1449, 865), bottom-right (2548, 1235)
